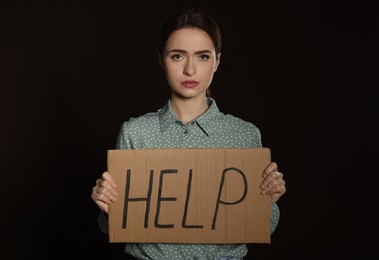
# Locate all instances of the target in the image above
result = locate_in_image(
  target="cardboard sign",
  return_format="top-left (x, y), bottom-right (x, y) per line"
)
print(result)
top-left (108, 148), bottom-right (271, 244)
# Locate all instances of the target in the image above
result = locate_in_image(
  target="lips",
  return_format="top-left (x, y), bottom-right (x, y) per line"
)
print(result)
top-left (181, 81), bottom-right (199, 88)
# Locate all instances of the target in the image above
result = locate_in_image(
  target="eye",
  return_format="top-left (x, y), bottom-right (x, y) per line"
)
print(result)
top-left (170, 54), bottom-right (183, 61)
top-left (198, 54), bottom-right (210, 61)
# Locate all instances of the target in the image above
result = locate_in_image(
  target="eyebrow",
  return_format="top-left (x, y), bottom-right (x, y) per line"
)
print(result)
top-left (167, 49), bottom-right (212, 55)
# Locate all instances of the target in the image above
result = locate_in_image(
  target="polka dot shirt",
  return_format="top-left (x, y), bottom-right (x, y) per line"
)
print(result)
top-left (99, 98), bottom-right (280, 260)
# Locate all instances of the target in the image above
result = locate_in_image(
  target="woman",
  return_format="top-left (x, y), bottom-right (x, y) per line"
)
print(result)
top-left (91, 7), bottom-right (286, 260)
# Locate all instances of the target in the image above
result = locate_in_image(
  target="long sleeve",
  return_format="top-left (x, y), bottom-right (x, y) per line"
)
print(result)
top-left (270, 202), bottom-right (280, 234)
top-left (98, 211), bottom-right (109, 234)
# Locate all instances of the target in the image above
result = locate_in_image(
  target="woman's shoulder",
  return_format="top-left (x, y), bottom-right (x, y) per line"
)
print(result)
top-left (213, 113), bottom-right (262, 145)
top-left (220, 113), bottom-right (260, 131)
top-left (120, 111), bottom-right (160, 130)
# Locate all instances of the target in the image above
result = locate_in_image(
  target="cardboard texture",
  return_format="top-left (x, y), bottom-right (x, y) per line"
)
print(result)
top-left (108, 148), bottom-right (271, 244)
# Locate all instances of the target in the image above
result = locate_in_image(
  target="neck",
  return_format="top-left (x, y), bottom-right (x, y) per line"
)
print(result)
top-left (170, 96), bottom-right (209, 125)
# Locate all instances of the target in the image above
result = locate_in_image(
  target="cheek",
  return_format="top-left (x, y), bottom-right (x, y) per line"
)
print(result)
top-left (204, 65), bottom-right (216, 77)
top-left (165, 64), bottom-right (180, 78)
top-left (163, 66), bottom-right (179, 86)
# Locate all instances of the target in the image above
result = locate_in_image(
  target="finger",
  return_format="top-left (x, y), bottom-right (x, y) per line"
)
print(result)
top-left (260, 170), bottom-right (282, 190)
top-left (262, 162), bottom-right (278, 178)
top-left (101, 171), bottom-right (117, 188)
top-left (97, 178), bottom-right (118, 197)
top-left (92, 179), bottom-right (118, 202)
top-left (97, 186), bottom-right (118, 202)
top-left (267, 181), bottom-right (286, 195)
top-left (261, 178), bottom-right (285, 195)
top-left (270, 183), bottom-right (287, 203)
top-left (92, 193), bottom-right (116, 213)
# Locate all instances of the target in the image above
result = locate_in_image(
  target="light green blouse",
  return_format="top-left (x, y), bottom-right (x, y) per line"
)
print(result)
top-left (98, 98), bottom-right (280, 260)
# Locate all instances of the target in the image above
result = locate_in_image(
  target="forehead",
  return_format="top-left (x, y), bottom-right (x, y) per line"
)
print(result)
top-left (165, 27), bottom-right (214, 51)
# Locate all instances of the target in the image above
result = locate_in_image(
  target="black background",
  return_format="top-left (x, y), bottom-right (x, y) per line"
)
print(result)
top-left (1, 0), bottom-right (378, 259)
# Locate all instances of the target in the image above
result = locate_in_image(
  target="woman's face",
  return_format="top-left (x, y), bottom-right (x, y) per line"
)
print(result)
top-left (160, 27), bottom-right (220, 100)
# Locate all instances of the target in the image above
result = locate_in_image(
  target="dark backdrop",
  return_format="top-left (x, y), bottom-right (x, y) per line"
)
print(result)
top-left (1, 0), bottom-right (377, 259)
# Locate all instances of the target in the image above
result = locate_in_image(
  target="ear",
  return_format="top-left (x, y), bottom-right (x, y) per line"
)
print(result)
top-left (214, 53), bottom-right (221, 72)
top-left (158, 52), bottom-right (165, 71)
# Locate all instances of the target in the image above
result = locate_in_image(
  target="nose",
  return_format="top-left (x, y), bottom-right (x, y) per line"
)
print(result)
top-left (183, 58), bottom-right (196, 76)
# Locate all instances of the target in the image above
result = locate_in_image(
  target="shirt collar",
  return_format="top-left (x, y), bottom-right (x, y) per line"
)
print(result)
top-left (159, 97), bottom-right (220, 135)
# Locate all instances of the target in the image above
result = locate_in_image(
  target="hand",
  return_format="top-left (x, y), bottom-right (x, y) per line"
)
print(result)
top-left (260, 162), bottom-right (286, 203)
top-left (91, 171), bottom-right (118, 213)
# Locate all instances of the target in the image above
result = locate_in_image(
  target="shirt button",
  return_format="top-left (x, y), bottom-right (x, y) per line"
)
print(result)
top-left (184, 129), bottom-right (189, 134)
top-left (191, 121), bottom-right (195, 125)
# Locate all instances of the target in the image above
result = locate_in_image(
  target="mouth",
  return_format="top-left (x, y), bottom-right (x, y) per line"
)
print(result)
top-left (181, 81), bottom-right (199, 88)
